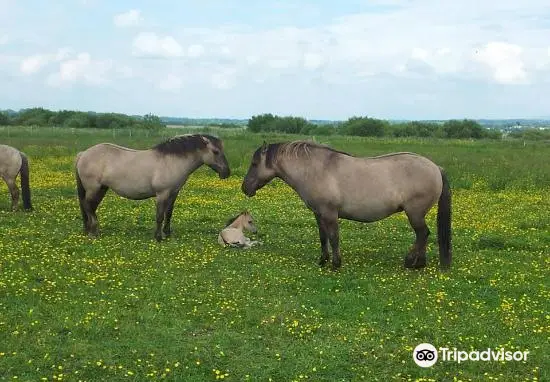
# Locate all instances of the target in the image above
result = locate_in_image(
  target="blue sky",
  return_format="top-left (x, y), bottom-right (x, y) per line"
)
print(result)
top-left (1, 0), bottom-right (550, 120)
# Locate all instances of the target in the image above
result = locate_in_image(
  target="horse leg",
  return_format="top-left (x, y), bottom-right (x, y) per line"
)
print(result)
top-left (155, 193), bottom-right (169, 242)
top-left (88, 186), bottom-right (108, 236)
top-left (404, 211), bottom-right (430, 269)
top-left (80, 184), bottom-right (104, 237)
top-left (327, 218), bottom-right (341, 271)
top-left (314, 213), bottom-right (330, 267)
top-left (5, 178), bottom-right (19, 211)
top-left (162, 191), bottom-right (179, 237)
top-left (319, 210), bottom-right (340, 270)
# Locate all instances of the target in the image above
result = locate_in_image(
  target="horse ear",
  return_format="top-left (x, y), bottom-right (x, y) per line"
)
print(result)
top-left (261, 141), bottom-right (268, 153)
top-left (201, 136), bottom-right (210, 145)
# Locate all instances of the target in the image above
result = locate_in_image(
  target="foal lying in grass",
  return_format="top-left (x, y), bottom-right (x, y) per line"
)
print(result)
top-left (218, 211), bottom-right (261, 248)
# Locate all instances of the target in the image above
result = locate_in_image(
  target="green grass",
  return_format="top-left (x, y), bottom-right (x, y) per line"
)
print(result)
top-left (0, 127), bottom-right (548, 381)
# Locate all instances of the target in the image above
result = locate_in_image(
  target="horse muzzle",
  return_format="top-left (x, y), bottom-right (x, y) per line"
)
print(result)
top-left (241, 182), bottom-right (256, 197)
top-left (219, 167), bottom-right (230, 179)
top-left (211, 164), bottom-right (230, 179)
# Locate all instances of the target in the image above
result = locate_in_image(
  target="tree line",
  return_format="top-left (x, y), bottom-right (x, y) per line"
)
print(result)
top-left (0, 108), bottom-right (165, 129)
top-left (247, 114), bottom-right (505, 139)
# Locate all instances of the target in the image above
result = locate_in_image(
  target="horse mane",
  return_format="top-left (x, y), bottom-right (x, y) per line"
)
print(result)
top-left (224, 210), bottom-right (249, 227)
top-left (256, 140), bottom-right (352, 168)
top-left (153, 134), bottom-right (222, 156)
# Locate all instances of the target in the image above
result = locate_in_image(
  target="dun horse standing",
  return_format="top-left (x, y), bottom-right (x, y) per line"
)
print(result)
top-left (0, 144), bottom-right (32, 211)
top-left (242, 141), bottom-right (451, 270)
top-left (75, 134), bottom-right (230, 241)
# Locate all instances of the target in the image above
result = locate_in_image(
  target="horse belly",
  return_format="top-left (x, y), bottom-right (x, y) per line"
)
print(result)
top-left (109, 181), bottom-right (154, 200)
top-left (339, 199), bottom-right (397, 223)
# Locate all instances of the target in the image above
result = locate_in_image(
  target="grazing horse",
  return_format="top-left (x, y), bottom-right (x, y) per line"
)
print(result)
top-left (75, 134), bottom-right (230, 241)
top-left (241, 141), bottom-right (452, 271)
top-left (218, 211), bottom-right (261, 248)
top-left (0, 144), bottom-right (32, 211)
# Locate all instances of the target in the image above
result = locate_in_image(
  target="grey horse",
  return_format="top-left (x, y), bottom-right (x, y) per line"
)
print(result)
top-left (75, 134), bottom-right (230, 241)
top-left (0, 144), bottom-right (32, 211)
top-left (242, 140), bottom-right (451, 271)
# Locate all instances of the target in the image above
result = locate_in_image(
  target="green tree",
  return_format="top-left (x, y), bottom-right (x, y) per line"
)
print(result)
top-left (142, 113), bottom-right (165, 129)
top-left (341, 116), bottom-right (388, 137)
top-left (0, 112), bottom-right (9, 126)
top-left (247, 113), bottom-right (276, 133)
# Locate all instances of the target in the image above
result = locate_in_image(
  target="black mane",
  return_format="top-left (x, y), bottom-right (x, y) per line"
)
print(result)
top-left (153, 134), bottom-right (222, 156)
top-left (254, 141), bottom-right (351, 168)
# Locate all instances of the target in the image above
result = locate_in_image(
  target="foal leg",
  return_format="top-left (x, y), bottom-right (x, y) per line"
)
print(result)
top-left (5, 178), bottom-right (20, 211)
top-left (404, 212), bottom-right (430, 269)
top-left (314, 213), bottom-right (330, 267)
top-left (162, 191), bottom-right (179, 237)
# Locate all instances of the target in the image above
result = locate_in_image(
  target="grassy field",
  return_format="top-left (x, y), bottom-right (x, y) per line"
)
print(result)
top-left (0, 127), bottom-right (548, 381)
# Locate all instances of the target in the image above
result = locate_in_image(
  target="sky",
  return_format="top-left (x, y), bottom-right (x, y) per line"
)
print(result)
top-left (1, 0), bottom-right (550, 120)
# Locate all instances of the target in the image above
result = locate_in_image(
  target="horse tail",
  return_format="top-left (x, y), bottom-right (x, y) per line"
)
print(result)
top-left (19, 152), bottom-right (33, 211)
top-left (437, 169), bottom-right (452, 269)
top-left (75, 153), bottom-right (87, 225)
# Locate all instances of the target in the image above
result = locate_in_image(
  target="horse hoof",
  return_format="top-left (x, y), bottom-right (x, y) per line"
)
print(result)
top-left (414, 257), bottom-right (427, 269)
top-left (404, 254), bottom-right (426, 269)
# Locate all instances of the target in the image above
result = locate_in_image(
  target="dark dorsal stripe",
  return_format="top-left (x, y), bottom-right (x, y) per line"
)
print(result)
top-left (153, 134), bottom-right (222, 156)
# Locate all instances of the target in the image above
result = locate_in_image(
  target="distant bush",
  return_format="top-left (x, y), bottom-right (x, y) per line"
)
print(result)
top-left (341, 116), bottom-right (388, 137)
top-left (247, 114), bottom-right (502, 140)
top-left (508, 128), bottom-right (550, 141)
top-left (1, 107), bottom-right (165, 129)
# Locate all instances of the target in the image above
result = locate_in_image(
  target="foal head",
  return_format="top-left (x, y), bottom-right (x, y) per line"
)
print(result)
top-left (226, 211), bottom-right (257, 233)
top-left (238, 211), bottom-right (257, 233)
top-left (242, 141), bottom-right (278, 197)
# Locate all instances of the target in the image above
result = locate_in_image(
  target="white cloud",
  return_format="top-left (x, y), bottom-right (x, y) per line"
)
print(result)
top-left (303, 53), bottom-right (323, 70)
top-left (114, 9), bottom-right (143, 28)
top-left (210, 68), bottom-right (237, 90)
top-left (158, 74), bottom-right (183, 91)
top-left (474, 42), bottom-right (527, 84)
top-left (187, 44), bottom-right (205, 58)
top-left (20, 54), bottom-right (49, 74)
top-left (19, 48), bottom-right (74, 75)
top-left (47, 52), bottom-right (112, 87)
top-left (132, 32), bottom-right (183, 58)
top-left (164, 0), bottom-right (550, 88)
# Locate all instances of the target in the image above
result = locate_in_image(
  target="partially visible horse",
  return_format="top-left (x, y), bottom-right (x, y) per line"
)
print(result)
top-left (0, 144), bottom-right (32, 211)
top-left (242, 140), bottom-right (451, 271)
top-left (218, 211), bottom-right (260, 248)
top-left (75, 134), bottom-right (231, 241)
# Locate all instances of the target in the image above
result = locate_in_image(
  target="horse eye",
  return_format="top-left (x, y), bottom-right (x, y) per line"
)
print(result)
top-left (213, 150), bottom-right (220, 155)
top-left (248, 220), bottom-right (252, 224)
